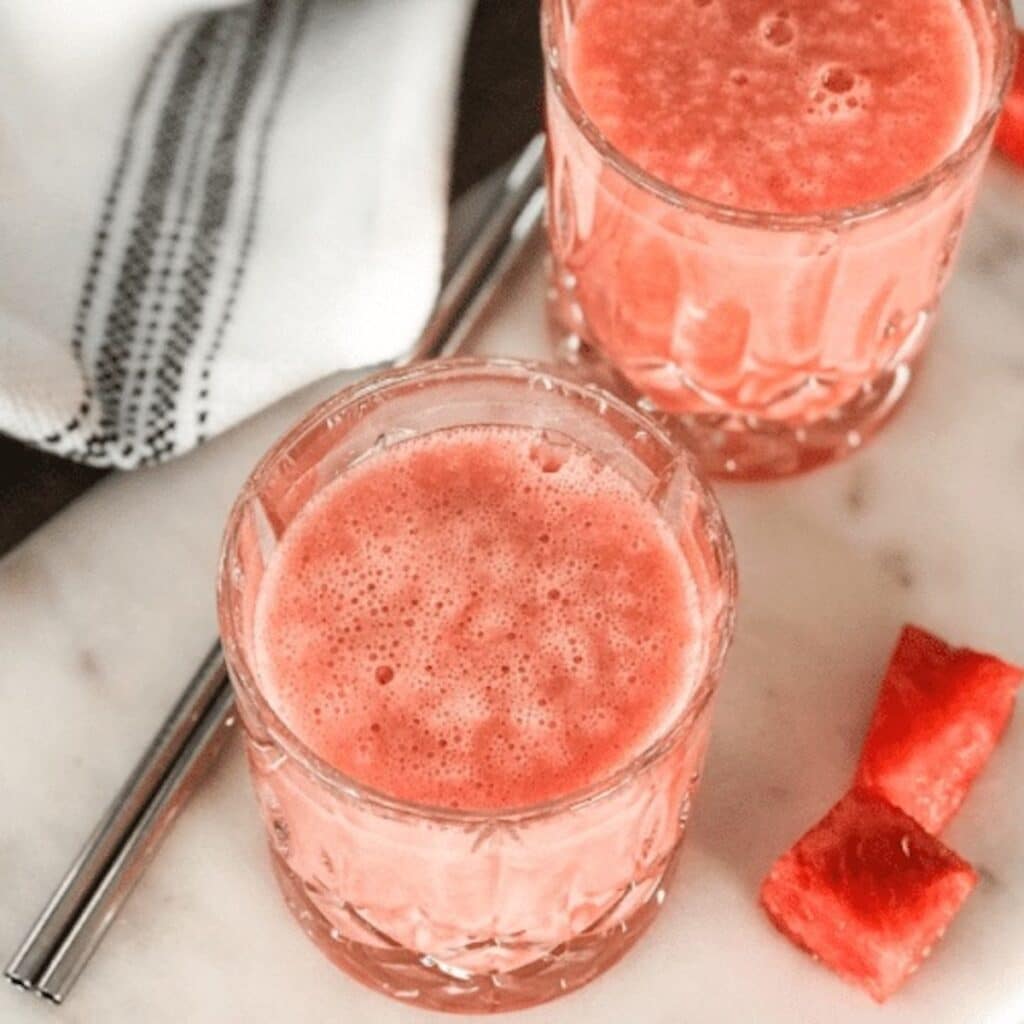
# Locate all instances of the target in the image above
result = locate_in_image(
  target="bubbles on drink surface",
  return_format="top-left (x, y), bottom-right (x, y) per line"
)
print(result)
top-left (254, 425), bottom-right (700, 810)
top-left (568, 0), bottom-right (977, 213)
top-left (806, 63), bottom-right (872, 122)
top-left (759, 11), bottom-right (795, 48)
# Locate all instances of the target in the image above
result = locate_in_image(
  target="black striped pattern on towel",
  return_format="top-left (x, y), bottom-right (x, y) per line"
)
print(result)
top-left (43, 0), bottom-right (309, 467)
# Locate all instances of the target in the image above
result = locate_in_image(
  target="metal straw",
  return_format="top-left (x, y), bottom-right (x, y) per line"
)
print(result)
top-left (5, 643), bottom-right (228, 1000)
top-left (35, 684), bottom-right (237, 1002)
top-left (6, 133), bottom-right (546, 1004)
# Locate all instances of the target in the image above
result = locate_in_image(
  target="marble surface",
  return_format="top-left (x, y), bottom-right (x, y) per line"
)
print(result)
top-left (2, 154), bottom-right (1024, 1024)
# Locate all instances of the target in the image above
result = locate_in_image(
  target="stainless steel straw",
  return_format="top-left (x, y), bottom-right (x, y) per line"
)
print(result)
top-left (6, 133), bottom-right (546, 1004)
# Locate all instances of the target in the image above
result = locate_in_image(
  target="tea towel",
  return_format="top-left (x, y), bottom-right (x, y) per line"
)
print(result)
top-left (0, 0), bottom-right (472, 466)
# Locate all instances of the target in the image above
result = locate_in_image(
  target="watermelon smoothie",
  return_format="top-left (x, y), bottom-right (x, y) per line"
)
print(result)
top-left (544, 0), bottom-right (1017, 477)
top-left (218, 361), bottom-right (736, 1013)
top-left (254, 426), bottom-right (702, 812)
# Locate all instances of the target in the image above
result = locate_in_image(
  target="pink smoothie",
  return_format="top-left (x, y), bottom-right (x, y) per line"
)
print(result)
top-left (569, 0), bottom-right (978, 213)
top-left (254, 425), bottom-right (699, 811)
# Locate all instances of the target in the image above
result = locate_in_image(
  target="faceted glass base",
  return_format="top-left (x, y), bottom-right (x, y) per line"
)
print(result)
top-left (547, 314), bottom-right (921, 481)
top-left (269, 842), bottom-right (682, 1014)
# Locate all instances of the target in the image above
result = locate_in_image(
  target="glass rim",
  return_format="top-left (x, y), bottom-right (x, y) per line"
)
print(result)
top-left (218, 357), bottom-right (737, 825)
top-left (541, 0), bottom-right (1018, 232)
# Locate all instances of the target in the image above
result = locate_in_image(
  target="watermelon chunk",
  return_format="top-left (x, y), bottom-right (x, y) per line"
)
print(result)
top-left (760, 787), bottom-right (977, 1002)
top-left (856, 625), bottom-right (1023, 834)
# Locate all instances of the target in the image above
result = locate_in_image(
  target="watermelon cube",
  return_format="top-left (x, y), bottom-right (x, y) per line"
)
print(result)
top-left (760, 788), bottom-right (977, 1002)
top-left (856, 625), bottom-right (1022, 834)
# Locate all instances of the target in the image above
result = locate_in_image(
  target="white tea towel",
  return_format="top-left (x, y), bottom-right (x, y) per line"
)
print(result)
top-left (0, 0), bottom-right (472, 467)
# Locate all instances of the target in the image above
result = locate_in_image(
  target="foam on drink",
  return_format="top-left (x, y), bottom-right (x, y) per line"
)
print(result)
top-left (569, 0), bottom-right (979, 213)
top-left (254, 425), bottom-right (701, 811)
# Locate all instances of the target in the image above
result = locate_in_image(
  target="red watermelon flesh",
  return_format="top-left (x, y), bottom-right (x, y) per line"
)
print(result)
top-left (760, 787), bottom-right (977, 1002)
top-left (856, 625), bottom-right (1023, 834)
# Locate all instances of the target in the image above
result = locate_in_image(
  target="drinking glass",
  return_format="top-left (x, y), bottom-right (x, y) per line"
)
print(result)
top-left (218, 359), bottom-right (736, 1012)
top-left (543, 0), bottom-right (1017, 478)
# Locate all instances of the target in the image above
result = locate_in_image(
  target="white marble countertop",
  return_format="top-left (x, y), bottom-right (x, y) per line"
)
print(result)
top-left (3, 153), bottom-right (1024, 1024)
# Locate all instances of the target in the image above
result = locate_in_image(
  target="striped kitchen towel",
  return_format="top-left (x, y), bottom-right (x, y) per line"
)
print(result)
top-left (0, 0), bottom-right (472, 467)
